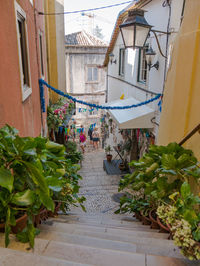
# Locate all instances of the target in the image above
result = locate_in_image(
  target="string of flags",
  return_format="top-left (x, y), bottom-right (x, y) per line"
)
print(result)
top-left (78, 107), bottom-right (99, 113)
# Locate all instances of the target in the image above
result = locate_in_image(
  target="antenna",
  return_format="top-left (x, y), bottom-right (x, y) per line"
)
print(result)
top-left (81, 12), bottom-right (94, 33)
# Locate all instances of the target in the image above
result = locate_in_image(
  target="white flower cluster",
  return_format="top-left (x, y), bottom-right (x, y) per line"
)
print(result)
top-left (157, 204), bottom-right (200, 260)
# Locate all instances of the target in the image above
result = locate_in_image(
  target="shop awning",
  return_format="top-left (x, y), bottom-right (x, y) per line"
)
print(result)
top-left (104, 97), bottom-right (155, 129)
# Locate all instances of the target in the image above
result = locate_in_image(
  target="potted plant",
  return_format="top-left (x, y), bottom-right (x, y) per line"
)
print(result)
top-left (116, 142), bottom-right (200, 260)
top-left (0, 125), bottom-right (85, 248)
top-left (105, 145), bottom-right (113, 162)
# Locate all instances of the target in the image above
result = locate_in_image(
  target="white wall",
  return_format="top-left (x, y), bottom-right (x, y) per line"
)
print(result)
top-left (105, 0), bottom-right (184, 148)
top-left (107, 0), bottom-right (184, 128)
top-left (55, 0), bottom-right (66, 92)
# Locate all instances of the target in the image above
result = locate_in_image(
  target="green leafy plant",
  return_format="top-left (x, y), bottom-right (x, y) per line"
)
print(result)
top-left (105, 145), bottom-right (112, 155)
top-left (116, 142), bottom-right (200, 260)
top-left (0, 125), bottom-right (85, 248)
top-left (65, 141), bottom-right (83, 164)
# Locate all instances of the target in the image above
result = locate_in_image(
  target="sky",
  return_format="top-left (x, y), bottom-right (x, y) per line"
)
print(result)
top-left (64, 0), bottom-right (133, 43)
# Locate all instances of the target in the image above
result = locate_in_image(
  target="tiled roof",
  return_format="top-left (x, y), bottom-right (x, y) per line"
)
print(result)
top-left (65, 31), bottom-right (108, 47)
top-left (103, 0), bottom-right (148, 66)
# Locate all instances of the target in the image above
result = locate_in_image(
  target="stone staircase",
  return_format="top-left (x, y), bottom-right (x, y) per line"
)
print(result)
top-left (0, 150), bottom-right (198, 265)
top-left (0, 212), bottom-right (198, 266)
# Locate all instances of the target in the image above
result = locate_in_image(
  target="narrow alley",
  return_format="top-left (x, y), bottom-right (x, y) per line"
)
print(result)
top-left (71, 147), bottom-right (121, 215)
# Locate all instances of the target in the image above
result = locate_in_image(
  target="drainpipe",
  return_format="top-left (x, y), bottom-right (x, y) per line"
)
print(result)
top-left (106, 66), bottom-right (108, 103)
top-left (162, 0), bottom-right (171, 95)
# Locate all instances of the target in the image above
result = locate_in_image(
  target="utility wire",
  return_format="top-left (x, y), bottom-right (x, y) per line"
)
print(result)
top-left (38, 1), bottom-right (132, 16)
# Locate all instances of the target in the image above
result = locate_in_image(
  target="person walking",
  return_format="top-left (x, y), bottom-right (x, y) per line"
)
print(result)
top-left (79, 131), bottom-right (86, 153)
top-left (92, 127), bottom-right (100, 149)
top-left (88, 126), bottom-right (93, 145)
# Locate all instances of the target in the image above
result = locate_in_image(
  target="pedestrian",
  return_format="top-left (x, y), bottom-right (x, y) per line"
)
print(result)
top-left (79, 131), bottom-right (86, 153)
top-left (92, 127), bottom-right (100, 149)
top-left (80, 125), bottom-right (84, 133)
top-left (88, 126), bottom-right (93, 145)
top-left (70, 125), bottom-right (76, 142)
top-left (65, 125), bottom-right (70, 142)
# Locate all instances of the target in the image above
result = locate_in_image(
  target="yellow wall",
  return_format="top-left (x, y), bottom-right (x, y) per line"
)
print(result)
top-left (158, 0), bottom-right (200, 161)
top-left (44, 0), bottom-right (59, 103)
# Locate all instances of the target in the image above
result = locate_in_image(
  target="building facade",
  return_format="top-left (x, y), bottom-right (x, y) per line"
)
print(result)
top-left (103, 0), bottom-right (185, 159)
top-left (44, 0), bottom-right (66, 103)
top-left (65, 31), bottom-right (107, 131)
top-left (158, 0), bottom-right (200, 159)
top-left (0, 0), bottom-right (48, 136)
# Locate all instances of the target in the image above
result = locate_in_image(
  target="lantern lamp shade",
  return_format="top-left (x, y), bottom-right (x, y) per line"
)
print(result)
top-left (119, 9), bottom-right (152, 49)
top-left (145, 46), bottom-right (156, 63)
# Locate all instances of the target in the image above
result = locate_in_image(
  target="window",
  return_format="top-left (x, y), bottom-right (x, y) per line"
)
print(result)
top-left (15, 2), bottom-right (32, 101)
top-left (87, 66), bottom-right (98, 82)
top-left (39, 32), bottom-right (44, 77)
top-left (119, 48), bottom-right (125, 76)
top-left (137, 48), bottom-right (148, 83)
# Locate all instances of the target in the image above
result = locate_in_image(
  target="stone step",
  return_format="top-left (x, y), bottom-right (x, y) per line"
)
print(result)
top-left (0, 246), bottom-right (89, 266)
top-left (39, 221), bottom-right (168, 239)
top-left (0, 237), bottom-right (190, 266)
top-left (37, 229), bottom-right (183, 259)
top-left (49, 215), bottom-right (156, 231)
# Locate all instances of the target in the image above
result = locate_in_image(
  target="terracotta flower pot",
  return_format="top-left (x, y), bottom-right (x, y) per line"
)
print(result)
top-left (34, 208), bottom-right (48, 227)
top-left (0, 214), bottom-right (28, 234)
top-left (0, 222), bottom-right (5, 233)
top-left (149, 210), bottom-right (160, 229)
top-left (140, 211), bottom-right (151, 225)
top-left (134, 211), bottom-right (142, 221)
top-left (11, 213), bottom-right (28, 234)
top-left (48, 202), bottom-right (61, 217)
top-left (157, 216), bottom-right (170, 234)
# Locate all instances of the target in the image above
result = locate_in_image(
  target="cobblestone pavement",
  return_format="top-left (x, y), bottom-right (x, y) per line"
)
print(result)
top-left (71, 145), bottom-right (122, 215)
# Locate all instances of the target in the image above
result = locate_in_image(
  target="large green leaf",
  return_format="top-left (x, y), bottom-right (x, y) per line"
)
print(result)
top-left (161, 154), bottom-right (177, 169)
top-left (183, 209), bottom-right (198, 226)
top-left (37, 189), bottom-right (54, 212)
top-left (180, 182), bottom-right (191, 199)
top-left (23, 149), bottom-right (37, 156)
top-left (11, 190), bottom-right (35, 206)
top-left (46, 176), bottom-right (63, 192)
top-left (5, 208), bottom-right (11, 247)
top-left (22, 161), bottom-right (49, 194)
top-left (0, 167), bottom-right (14, 192)
top-left (193, 227), bottom-right (200, 242)
top-left (177, 154), bottom-right (197, 168)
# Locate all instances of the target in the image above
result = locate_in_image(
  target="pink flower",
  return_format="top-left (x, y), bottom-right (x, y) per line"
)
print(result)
top-left (59, 115), bottom-right (63, 119)
top-left (64, 103), bottom-right (69, 108)
top-left (54, 109), bottom-right (59, 114)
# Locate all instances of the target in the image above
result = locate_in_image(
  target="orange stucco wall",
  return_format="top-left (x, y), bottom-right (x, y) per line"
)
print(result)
top-left (0, 0), bottom-right (48, 137)
top-left (158, 0), bottom-right (200, 160)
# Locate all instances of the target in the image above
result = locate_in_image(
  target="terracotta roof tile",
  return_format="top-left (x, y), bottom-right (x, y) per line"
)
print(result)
top-left (65, 31), bottom-right (108, 47)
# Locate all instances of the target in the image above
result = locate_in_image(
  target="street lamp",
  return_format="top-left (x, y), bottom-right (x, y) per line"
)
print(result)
top-left (145, 47), bottom-right (159, 70)
top-left (109, 53), bottom-right (117, 64)
top-left (119, 9), bottom-right (169, 58)
top-left (119, 9), bottom-right (152, 49)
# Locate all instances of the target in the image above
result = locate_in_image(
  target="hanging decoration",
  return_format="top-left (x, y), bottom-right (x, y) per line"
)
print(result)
top-left (120, 93), bottom-right (125, 100)
top-left (39, 79), bottom-right (162, 112)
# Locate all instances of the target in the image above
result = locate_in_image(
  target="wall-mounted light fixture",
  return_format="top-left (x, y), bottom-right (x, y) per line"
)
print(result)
top-left (119, 10), bottom-right (152, 49)
top-left (119, 9), bottom-right (170, 58)
top-left (109, 53), bottom-right (117, 64)
top-left (146, 47), bottom-right (159, 70)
